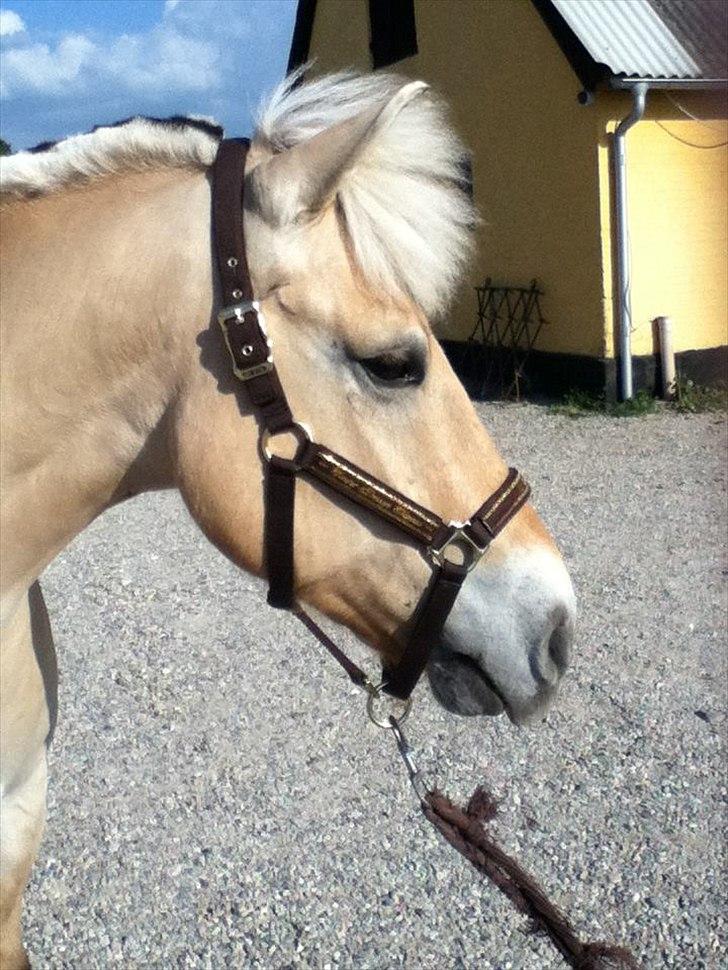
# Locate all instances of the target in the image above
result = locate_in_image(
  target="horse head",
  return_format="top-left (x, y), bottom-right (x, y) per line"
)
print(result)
top-left (176, 72), bottom-right (576, 725)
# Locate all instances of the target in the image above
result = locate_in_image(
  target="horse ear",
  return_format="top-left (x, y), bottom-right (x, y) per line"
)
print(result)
top-left (246, 81), bottom-right (428, 226)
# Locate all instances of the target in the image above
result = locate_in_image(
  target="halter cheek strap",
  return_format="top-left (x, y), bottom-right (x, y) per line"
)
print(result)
top-left (212, 138), bottom-right (530, 700)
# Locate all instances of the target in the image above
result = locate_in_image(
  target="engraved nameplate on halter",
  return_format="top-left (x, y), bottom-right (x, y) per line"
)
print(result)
top-left (217, 300), bottom-right (274, 382)
top-left (306, 448), bottom-right (443, 544)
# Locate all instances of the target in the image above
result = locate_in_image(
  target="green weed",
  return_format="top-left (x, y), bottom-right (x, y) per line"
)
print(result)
top-left (551, 380), bottom-right (727, 418)
top-left (551, 388), bottom-right (658, 418)
top-left (609, 390), bottom-right (660, 417)
top-left (552, 389), bottom-right (605, 416)
top-left (671, 377), bottom-right (728, 414)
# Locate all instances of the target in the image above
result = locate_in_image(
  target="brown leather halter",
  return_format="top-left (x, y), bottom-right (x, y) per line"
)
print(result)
top-left (212, 139), bottom-right (531, 701)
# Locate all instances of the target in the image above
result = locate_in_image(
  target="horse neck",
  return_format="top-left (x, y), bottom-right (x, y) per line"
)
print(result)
top-left (0, 168), bottom-right (213, 592)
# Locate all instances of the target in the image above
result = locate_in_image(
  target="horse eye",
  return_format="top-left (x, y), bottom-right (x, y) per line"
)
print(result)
top-left (359, 350), bottom-right (425, 387)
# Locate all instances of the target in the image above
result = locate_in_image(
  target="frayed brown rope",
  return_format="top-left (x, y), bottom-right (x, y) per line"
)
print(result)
top-left (423, 787), bottom-right (641, 970)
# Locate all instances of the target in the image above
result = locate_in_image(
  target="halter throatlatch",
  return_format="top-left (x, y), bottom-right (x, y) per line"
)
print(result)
top-left (212, 137), bottom-right (530, 700)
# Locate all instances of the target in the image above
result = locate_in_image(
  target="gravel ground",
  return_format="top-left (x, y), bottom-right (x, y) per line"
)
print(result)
top-left (24, 403), bottom-right (727, 969)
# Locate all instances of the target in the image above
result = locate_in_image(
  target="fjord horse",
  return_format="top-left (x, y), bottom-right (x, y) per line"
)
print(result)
top-left (0, 71), bottom-right (575, 966)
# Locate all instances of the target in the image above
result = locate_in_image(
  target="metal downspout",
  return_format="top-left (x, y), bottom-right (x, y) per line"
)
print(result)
top-left (613, 82), bottom-right (648, 400)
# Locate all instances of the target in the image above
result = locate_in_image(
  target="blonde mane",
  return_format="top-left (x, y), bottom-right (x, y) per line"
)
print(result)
top-left (0, 116), bottom-right (222, 200)
top-left (0, 69), bottom-right (475, 316)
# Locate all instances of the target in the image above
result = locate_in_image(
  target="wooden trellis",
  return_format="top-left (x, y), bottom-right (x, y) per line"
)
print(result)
top-left (466, 278), bottom-right (547, 399)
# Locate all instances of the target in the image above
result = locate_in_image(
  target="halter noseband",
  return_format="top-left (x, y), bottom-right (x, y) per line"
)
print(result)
top-left (212, 139), bottom-right (530, 700)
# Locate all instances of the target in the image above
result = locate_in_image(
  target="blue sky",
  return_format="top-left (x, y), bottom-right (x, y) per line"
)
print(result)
top-left (0, 0), bottom-right (298, 150)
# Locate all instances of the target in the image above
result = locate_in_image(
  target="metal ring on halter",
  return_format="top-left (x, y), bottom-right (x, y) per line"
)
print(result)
top-left (428, 520), bottom-right (491, 573)
top-left (260, 422), bottom-right (312, 467)
top-left (366, 684), bottom-right (413, 729)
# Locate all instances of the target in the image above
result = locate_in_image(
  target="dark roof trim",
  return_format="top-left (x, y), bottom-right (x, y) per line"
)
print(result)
top-left (369, 0), bottom-right (418, 70)
top-left (531, 0), bottom-right (610, 92)
top-left (287, 0), bottom-right (317, 73)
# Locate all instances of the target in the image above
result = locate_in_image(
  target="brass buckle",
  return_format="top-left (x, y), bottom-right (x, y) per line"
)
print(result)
top-left (217, 300), bottom-right (274, 382)
top-left (428, 521), bottom-right (490, 573)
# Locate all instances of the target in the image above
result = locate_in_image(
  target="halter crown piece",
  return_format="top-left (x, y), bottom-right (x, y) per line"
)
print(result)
top-left (212, 139), bottom-right (530, 702)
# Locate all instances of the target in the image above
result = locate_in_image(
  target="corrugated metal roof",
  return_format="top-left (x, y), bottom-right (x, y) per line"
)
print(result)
top-left (550, 0), bottom-right (727, 81)
top-left (649, 0), bottom-right (728, 79)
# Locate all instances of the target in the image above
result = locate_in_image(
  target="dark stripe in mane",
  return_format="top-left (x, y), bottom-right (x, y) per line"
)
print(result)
top-left (28, 140), bottom-right (59, 155)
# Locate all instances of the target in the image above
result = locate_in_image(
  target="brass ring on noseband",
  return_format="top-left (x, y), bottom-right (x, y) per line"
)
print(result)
top-left (260, 422), bottom-right (312, 467)
top-left (366, 685), bottom-right (413, 729)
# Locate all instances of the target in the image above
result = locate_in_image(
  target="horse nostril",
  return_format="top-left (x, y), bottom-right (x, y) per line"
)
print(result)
top-left (548, 617), bottom-right (573, 674)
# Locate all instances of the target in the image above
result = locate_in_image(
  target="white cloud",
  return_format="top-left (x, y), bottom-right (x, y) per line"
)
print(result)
top-left (2, 36), bottom-right (94, 96)
top-left (1, 21), bottom-right (219, 98)
top-left (0, 0), bottom-right (297, 149)
top-left (164, 0), bottom-right (254, 40)
top-left (0, 9), bottom-right (25, 37)
top-left (106, 29), bottom-right (219, 93)
top-left (0, 2), bottom-right (293, 101)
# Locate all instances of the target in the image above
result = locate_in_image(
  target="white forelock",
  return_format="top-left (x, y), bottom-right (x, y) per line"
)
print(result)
top-left (0, 69), bottom-right (475, 317)
top-left (254, 69), bottom-right (476, 317)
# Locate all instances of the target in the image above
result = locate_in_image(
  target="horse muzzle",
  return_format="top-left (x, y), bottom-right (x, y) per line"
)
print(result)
top-left (430, 547), bottom-right (577, 725)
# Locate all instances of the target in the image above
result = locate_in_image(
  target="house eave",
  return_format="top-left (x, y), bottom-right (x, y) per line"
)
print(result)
top-left (609, 76), bottom-right (728, 91)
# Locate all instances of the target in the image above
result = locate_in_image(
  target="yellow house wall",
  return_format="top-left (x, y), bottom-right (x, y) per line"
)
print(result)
top-left (307, 1), bottom-right (728, 362)
top-left (309, 0), bottom-right (607, 357)
top-left (596, 93), bottom-right (728, 358)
